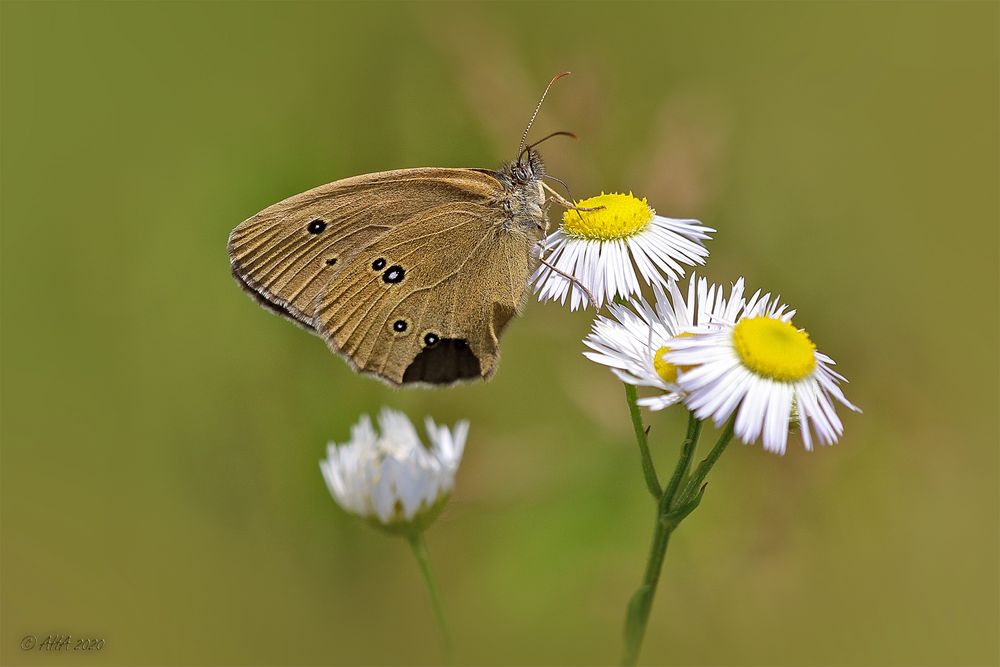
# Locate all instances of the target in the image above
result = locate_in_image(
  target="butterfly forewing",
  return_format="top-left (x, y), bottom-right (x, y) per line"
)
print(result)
top-left (227, 168), bottom-right (501, 327)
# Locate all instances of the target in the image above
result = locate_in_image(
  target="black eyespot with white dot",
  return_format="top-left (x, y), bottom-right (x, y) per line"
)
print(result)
top-left (324, 257), bottom-right (337, 266)
top-left (382, 265), bottom-right (405, 284)
top-left (307, 219), bottom-right (326, 234)
top-left (423, 332), bottom-right (439, 347)
top-left (393, 320), bottom-right (408, 332)
top-left (371, 258), bottom-right (387, 271)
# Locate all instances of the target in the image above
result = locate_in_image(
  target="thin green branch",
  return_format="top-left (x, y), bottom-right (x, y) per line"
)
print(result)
top-left (622, 415), bottom-right (736, 665)
top-left (622, 412), bottom-right (702, 666)
top-left (660, 411), bottom-right (701, 513)
top-left (624, 383), bottom-right (662, 499)
top-left (678, 417), bottom-right (736, 506)
top-left (407, 532), bottom-right (452, 663)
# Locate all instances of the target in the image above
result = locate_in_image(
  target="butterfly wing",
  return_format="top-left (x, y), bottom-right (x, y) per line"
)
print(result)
top-left (313, 199), bottom-right (536, 386)
top-left (228, 168), bottom-right (501, 328)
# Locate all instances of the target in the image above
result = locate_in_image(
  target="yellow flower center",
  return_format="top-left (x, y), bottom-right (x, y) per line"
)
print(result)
top-left (732, 317), bottom-right (816, 381)
top-left (653, 345), bottom-right (680, 383)
top-left (562, 192), bottom-right (654, 240)
top-left (652, 334), bottom-right (694, 384)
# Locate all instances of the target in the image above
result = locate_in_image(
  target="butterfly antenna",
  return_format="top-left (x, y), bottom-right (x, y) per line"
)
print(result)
top-left (518, 131), bottom-right (577, 164)
top-left (542, 172), bottom-right (583, 210)
top-left (516, 71), bottom-right (571, 164)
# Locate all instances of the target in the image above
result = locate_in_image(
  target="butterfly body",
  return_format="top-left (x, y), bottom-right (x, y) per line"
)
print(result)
top-left (228, 150), bottom-right (548, 387)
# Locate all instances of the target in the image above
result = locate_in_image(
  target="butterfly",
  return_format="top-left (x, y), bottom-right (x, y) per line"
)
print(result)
top-left (228, 73), bottom-right (580, 387)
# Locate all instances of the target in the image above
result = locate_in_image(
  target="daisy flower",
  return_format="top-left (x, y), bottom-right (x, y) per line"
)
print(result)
top-left (533, 192), bottom-right (714, 310)
top-left (320, 408), bottom-right (468, 532)
top-left (583, 276), bottom-right (746, 410)
top-left (665, 287), bottom-right (861, 454)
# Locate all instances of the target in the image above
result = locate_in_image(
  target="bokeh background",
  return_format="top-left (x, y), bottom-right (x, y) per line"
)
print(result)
top-left (2, 2), bottom-right (997, 665)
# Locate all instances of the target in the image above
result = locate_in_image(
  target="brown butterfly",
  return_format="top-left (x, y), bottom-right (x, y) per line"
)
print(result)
top-left (228, 73), bottom-right (580, 387)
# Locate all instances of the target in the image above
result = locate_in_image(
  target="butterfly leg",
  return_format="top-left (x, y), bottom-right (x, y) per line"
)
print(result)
top-left (541, 181), bottom-right (605, 233)
top-left (534, 249), bottom-right (600, 310)
top-left (541, 182), bottom-right (604, 212)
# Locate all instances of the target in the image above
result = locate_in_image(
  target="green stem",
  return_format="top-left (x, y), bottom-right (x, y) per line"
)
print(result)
top-left (661, 411), bottom-right (702, 509)
top-left (622, 412), bottom-right (701, 666)
top-left (677, 417), bottom-right (736, 506)
top-left (624, 383), bottom-right (662, 499)
top-left (407, 532), bottom-right (452, 662)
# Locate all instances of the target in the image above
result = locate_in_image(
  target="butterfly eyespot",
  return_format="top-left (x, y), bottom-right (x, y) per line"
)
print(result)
top-left (371, 258), bottom-right (387, 271)
top-left (307, 219), bottom-right (326, 234)
top-left (423, 332), bottom-right (439, 347)
top-left (324, 257), bottom-right (338, 266)
top-left (382, 265), bottom-right (405, 284)
top-left (392, 320), bottom-right (408, 333)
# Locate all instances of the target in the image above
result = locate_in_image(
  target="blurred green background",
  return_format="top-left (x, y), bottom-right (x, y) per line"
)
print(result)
top-left (2, 2), bottom-right (997, 665)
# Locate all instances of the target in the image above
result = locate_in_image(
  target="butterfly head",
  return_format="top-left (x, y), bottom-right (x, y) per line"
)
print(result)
top-left (507, 147), bottom-right (546, 186)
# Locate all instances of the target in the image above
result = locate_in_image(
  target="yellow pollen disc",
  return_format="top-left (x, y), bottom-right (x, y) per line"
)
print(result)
top-left (653, 346), bottom-right (680, 384)
top-left (732, 317), bottom-right (816, 381)
top-left (652, 334), bottom-right (694, 384)
top-left (562, 192), bottom-right (654, 240)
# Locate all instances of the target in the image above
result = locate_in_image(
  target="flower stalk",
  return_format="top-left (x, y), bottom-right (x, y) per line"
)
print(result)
top-left (621, 388), bottom-right (735, 666)
top-left (408, 532), bottom-right (453, 663)
top-left (624, 383), bottom-right (661, 499)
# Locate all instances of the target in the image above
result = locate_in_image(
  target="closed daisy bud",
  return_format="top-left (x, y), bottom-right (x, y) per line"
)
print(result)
top-left (583, 275), bottom-right (745, 410)
top-left (533, 192), bottom-right (714, 310)
top-left (666, 285), bottom-right (861, 454)
top-left (319, 408), bottom-right (468, 533)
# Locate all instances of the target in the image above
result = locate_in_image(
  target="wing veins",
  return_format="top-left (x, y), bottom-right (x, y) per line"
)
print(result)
top-left (331, 230), bottom-right (495, 355)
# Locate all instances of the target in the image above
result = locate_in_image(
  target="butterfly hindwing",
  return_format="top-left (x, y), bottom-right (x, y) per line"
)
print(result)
top-left (313, 200), bottom-right (535, 386)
